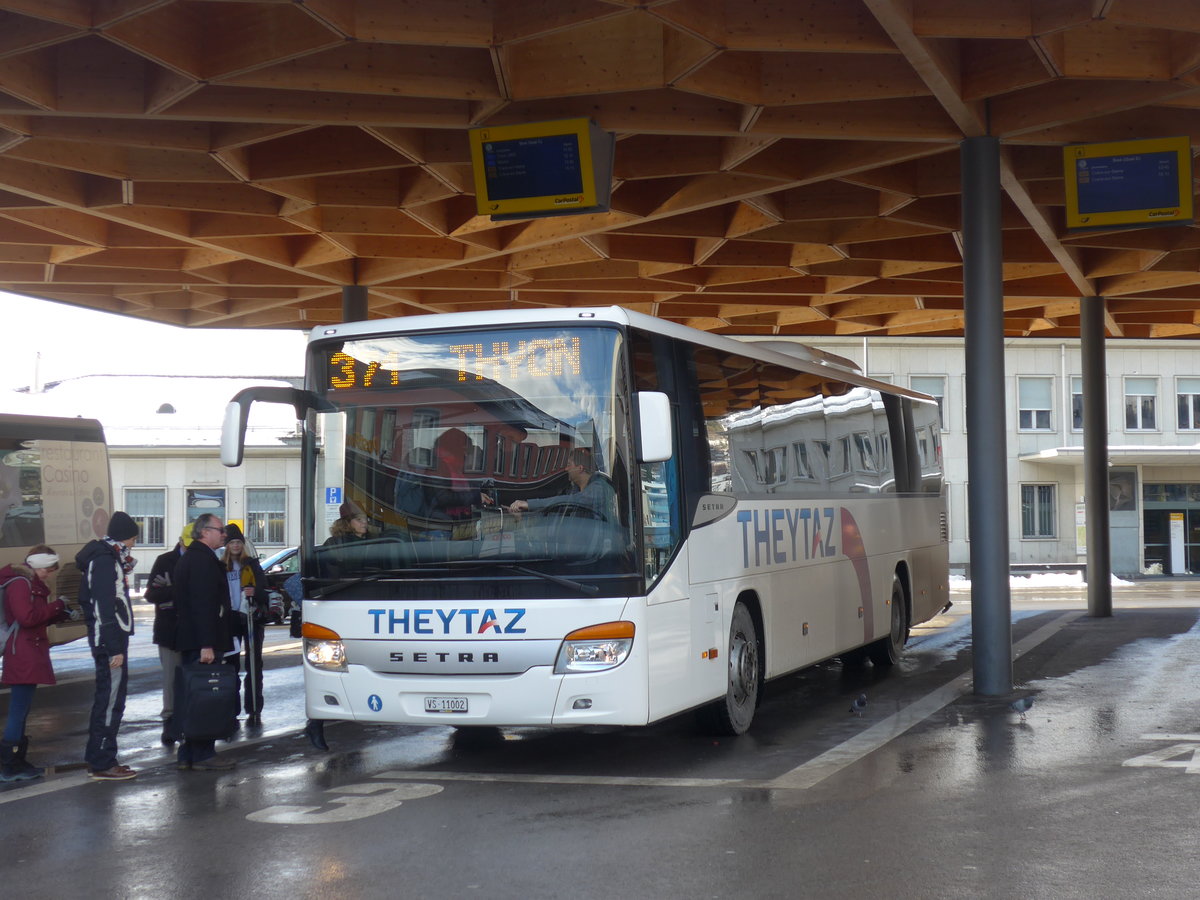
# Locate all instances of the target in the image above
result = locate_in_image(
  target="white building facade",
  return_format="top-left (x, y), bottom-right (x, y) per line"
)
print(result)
top-left (111, 443), bottom-right (301, 584)
top-left (798, 336), bottom-right (1200, 578)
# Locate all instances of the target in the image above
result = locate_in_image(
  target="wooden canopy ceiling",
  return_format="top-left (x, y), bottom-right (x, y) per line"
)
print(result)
top-left (1, 0), bottom-right (1200, 338)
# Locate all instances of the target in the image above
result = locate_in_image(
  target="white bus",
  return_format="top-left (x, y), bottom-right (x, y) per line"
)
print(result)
top-left (0, 414), bottom-right (113, 617)
top-left (222, 307), bottom-right (949, 734)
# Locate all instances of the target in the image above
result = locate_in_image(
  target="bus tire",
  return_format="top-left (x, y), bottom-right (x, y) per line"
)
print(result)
top-left (868, 575), bottom-right (908, 668)
top-left (701, 601), bottom-right (761, 736)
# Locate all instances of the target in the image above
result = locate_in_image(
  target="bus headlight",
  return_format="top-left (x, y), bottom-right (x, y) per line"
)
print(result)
top-left (554, 621), bottom-right (634, 674)
top-left (303, 622), bottom-right (347, 672)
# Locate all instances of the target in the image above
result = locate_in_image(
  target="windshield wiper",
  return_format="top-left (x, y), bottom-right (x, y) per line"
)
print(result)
top-left (310, 567), bottom-right (447, 599)
top-left (424, 561), bottom-right (604, 595)
top-left (504, 564), bottom-right (599, 596)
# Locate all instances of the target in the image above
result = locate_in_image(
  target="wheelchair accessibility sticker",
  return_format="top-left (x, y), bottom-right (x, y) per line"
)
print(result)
top-left (368, 694), bottom-right (382, 712)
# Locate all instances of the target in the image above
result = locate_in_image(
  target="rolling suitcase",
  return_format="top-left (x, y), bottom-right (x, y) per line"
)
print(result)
top-left (176, 662), bottom-right (240, 741)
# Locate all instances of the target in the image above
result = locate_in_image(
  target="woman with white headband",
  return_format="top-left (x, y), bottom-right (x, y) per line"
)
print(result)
top-left (0, 543), bottom-right (77, 781)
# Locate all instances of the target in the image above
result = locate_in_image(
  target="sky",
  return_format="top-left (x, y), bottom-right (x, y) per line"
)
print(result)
top-left (0, 291), bottom-right (309, 400)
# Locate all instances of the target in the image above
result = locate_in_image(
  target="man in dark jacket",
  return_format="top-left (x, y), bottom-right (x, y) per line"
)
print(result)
top-left (77, 510), bottom-right (140, 781)
top-left (171, 512), bottom-right (236, 771)
top-left (145, 521), bottom-right (190, 746)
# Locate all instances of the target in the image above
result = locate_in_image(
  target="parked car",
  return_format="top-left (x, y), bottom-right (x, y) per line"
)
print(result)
top-left (259, 546), bottom-right (298, 625)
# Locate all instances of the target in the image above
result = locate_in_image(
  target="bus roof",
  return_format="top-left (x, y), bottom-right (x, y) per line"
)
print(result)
top-left (308, 306), bottom-right (935, 404)
top-left (0, 412), bottom-right (106, 443)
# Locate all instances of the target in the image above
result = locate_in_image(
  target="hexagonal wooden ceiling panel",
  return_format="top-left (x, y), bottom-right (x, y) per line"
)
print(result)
top-left (1, 0), bottom-right (1200, 338)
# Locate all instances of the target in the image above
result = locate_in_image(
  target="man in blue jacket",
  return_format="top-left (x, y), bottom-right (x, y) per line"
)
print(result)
top-left (76, 510), bottom-right (139, 781)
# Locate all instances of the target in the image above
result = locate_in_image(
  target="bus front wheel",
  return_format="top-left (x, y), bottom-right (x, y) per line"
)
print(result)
top-left (701, 601), bottom-right (761, 736)
top-left (868, 575), bottom-right (908, 668)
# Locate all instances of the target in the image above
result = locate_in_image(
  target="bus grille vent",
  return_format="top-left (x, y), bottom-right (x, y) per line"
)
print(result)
top-left (939, 513), bottom-right (949, 542)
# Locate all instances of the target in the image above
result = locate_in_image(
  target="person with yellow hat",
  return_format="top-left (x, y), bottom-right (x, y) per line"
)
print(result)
top-left (144, 521), bottom-right (192, 746)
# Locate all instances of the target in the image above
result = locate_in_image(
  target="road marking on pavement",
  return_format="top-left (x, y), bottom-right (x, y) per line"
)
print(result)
top-left (374, 770), bottom-right (758, 788)
top-left (248, 781), bottom-right (443, 824)
top-left (1123, 743), bottom-right (1200, 774)
top-left (1138, 733), bottom-right (1200, 741)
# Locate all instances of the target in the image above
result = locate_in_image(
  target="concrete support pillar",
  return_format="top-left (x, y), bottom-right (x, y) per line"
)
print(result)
top-left (961, 136), bottom-right (1012, 696)
top-left (1081, 296), bottom-right (1113, 617)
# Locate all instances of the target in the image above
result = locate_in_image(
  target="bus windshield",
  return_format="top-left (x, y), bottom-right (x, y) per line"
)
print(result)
top-left (307, 325), bottom-right (637, 592)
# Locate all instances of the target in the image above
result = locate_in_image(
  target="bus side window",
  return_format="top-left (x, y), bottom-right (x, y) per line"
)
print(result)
top-left (641, 458), bottom-right (680, 583)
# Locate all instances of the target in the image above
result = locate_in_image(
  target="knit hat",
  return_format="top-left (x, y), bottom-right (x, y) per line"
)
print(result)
top-left (180, 521), bottom-right (193, 548)
top-left (339, 500), bottom-right (364, 520)
top-left (107, 511), bottom-right (139, 542)
top-left (224, 523), bottom-right (246, 544)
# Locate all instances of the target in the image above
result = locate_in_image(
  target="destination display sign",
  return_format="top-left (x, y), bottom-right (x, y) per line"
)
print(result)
top-left (1064, 137), bottom-right (1193, 229)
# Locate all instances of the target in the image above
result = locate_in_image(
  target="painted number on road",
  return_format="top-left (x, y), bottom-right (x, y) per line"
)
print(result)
top-left (1123, 734), bottom-right (1200, 776)
top-left (246, 781), bottom-right (443, 825)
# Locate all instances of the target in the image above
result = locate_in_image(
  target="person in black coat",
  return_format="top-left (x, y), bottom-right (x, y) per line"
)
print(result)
top-left (170, 513), bottom-right (236, 771)
top-left (144, 522), bottom-right (190, 746)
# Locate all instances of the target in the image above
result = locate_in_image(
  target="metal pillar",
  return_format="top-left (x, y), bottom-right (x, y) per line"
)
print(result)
top-left (342, 284), bottom-right (368, 323)
top-left (1080, 296), bottom-right (1113, 617)
top-left (961, 136), bottom-right (1012, 695)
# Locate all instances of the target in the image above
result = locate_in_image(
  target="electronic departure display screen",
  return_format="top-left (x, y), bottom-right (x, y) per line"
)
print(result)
top-left (1074, 151), bottom-right (1179, 214)
top-left (1064, 137), bottom-right (1193, 229)
top-left (469, 118), bottom-right (613, 219)
top-left (482, 134), bottom-right (584, 201)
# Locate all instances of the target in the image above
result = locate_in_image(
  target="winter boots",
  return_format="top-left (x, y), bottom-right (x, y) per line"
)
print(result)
top-left (0, 737), bottom-right (45, 782)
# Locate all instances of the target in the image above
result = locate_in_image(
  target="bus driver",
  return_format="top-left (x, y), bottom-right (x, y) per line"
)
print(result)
top-left (508, 448), bottom-right (616, 521)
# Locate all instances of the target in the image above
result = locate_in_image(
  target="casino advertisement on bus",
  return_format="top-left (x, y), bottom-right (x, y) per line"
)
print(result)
top-left (0, 438), bottom-right (111, 550)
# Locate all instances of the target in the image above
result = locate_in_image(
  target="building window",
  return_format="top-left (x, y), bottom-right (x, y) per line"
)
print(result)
top-left (186, 488), bottom-right (226, 525)
top-left (910, 375), bottom-right (946, 430)
top-left (1177, 377), bottom-right (1200, 431)
top-left (1020, 484), bottom-right (1057, 539)
top-left (1124, 377), bottom-right (1157, 431)
top-left (1017, 376), bottom-right (1053, 431)
top-left (246, 488), bottom-right (286, 545)
top-left (1071, 376), bottom-right (1084, 432)
top-left (125, 488), bottom-right (165, 546)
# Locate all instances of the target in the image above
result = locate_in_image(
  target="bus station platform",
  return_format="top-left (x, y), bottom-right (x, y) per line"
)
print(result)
top-left (2, 582), bottom-right (1199, 899)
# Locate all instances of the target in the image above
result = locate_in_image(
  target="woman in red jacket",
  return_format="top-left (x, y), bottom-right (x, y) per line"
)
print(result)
top-left (1, 544), bottom-right (72, 781)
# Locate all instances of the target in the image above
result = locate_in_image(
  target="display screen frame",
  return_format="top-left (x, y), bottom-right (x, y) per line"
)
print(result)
top-left (1063, 136), bottom-right (1194, 230)
top-left (469, 117), bottom-right (610, 218)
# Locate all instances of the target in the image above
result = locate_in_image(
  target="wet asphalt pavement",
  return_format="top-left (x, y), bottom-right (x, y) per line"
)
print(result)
top-left (3, 583), bottom-right (1200, 899)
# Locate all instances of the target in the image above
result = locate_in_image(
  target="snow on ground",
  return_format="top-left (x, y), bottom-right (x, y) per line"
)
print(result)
top-left (950, 572), bottom-right (1135, 591)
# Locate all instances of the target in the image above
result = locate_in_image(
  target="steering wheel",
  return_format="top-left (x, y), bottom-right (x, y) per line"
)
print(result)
top-left (552, 500), bottom-right (602, 521)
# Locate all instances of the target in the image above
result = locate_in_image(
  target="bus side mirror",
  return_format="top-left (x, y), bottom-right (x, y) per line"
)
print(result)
top-left (220, 386), bottom-right (325, 467)
top-left (636, 391), bottom-right (673, 463)
top-left (221, 401), bottom-right (247, 467)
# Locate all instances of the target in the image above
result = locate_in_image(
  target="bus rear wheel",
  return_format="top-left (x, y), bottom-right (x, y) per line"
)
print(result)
top-left (701, 601), bottom-right (761, 736)
top-left (868, 575), bottom-right (908, 668)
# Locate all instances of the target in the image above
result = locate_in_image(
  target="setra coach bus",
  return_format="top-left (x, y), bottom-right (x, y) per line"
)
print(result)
top-left (221, 307), bottom-right (949, 735)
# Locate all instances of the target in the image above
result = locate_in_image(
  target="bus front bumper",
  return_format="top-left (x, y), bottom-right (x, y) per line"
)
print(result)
top-left (304, 663), bottom-right (649, 727)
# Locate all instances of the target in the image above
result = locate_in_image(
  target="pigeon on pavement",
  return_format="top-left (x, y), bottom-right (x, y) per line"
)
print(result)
top-left (849, 693), bottom-right (868, 716)
top-left (1010, 696), bottom-right (1034, 720)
